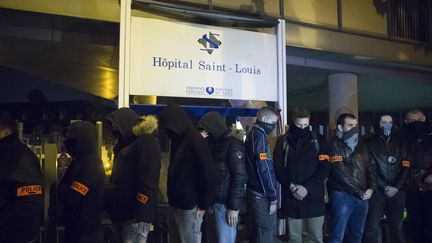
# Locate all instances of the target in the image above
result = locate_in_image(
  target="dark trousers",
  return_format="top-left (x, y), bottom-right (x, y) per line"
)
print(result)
top-left (363, 190), bottom-right (405, 243)
top-left (64, 229), bottom-right (103, 243)
top-left (247, 191), bottom-right (277, 243)
top-left (406, 190), bottom-right (432, 243)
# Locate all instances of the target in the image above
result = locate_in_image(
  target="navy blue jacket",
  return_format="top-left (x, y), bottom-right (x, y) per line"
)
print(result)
top-left (245, 124), bottom-right (278, 204)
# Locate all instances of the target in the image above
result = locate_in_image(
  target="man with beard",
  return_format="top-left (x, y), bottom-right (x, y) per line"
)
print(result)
top-left (363, 114), bottom-right (410, 243)
top-left (273, 106), bottom-right (329, 243)
top-left (404, 109), bottom-right (432, 243)
top-left (323, 113), bottom-right (377, 243)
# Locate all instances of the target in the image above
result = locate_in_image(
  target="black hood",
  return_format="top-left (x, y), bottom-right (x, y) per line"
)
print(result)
top-left (159, 104), bottom-right (192, 138)
top-left (105, 107), bottom-right (140, 139)
top-left (197, 111), bottom-right (228, 140)
top-left (66, 121), bottom-right (98, 157)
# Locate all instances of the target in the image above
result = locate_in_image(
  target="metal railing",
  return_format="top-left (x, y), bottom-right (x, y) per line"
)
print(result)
top-left (388, 0), bottom-right (431, 43)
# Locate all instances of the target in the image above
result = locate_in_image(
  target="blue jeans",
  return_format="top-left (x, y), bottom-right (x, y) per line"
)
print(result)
top-left (112, 221), bottom-right (151, 243)
top-left (247, 191), bottom-right (277, 243)
top-left (328, 191), bottom-right (368, 243)
top-left (168, 206), bottom-right (203, 243)
top-left (209, 203), bottom-right (237, 243)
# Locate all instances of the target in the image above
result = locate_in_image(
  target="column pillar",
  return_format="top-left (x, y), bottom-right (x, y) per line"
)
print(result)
top-left (328, 73), bottom-right (358, 126)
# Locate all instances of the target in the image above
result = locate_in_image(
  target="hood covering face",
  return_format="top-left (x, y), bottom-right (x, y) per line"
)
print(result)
top-left (65, 121), bottom-right (98, 158)
top-left (159, 104), bottom-right (192, 138)
top-left (197, 111), bottom-right (228, 140)
top-left (105, 107), bottom-right (140, 139)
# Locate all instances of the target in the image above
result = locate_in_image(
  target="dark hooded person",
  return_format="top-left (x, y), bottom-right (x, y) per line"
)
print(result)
top-left (159, 104), bottom-right (217, 243)
top-left (363, 114), bottom-right (410, 243)
top-left (105, 108), bottom-right (161, 243)
top-left (403, 109), bottom-right (432, 243)
top-left (197, 111), bottom-right (247, 243)
top-left (0, 111), bottom-right (43, 243)
top-left (58, 121), bottom-right (105, 243)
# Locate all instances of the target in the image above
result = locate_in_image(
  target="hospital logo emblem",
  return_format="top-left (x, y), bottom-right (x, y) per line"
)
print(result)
top-left (198, 32), bottom-right (222, 54)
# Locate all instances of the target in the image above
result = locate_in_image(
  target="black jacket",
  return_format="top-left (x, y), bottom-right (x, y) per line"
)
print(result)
top-left (245, 124), bottom-right (278, 203)
top-left (0, 134), bottom-right (43, 243)
top-left (197, 112), bottom-right (247, 211)
top-left (365, 130), bottom-right (410, 191)
top-left (323, 137), bottom-right (377, 198)
top-left (58, 121), bottom-right (105, 238)
top-left (273, 128), bottom-right (329, 218)
top-left (404, 122), bottom-right (432, 191)
top-left (106, 110), bottom-right (161, 223)
top-left (159, 104), bottom-right (217, 210)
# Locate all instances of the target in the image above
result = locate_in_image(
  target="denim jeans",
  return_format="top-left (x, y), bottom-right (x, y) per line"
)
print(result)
top-left (247, 191), bottom-right (277, 243)
top-left (168, 206), bottom-right (203, 243)
top-left (112, 221), bottom-right (151, 243)
top-left (363, 190), bottom-right (405, 243)
top-left (287, 216), bottom-right (324, 243)
top-left (208, 203), bottom-right (237, 243)
top-left (328, 191), bottom-right (369, 243)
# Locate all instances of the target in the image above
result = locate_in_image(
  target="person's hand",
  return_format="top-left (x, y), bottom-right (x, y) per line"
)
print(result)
top-left (226, 209), bottom-right (239, 227)
top-left (425, 174), bottom-right (432, 184)
top-left (269, 203), bottom-right (277, 215)
top-left (196, 208), bottom-right (205, 218)
top-left (361, 189), bottom-right (373, 200)
top-left (291, 184), bottom-right (307, 200)
top-left (384, 186), bottom-right (399, 198)
top-left (289, 183), bottom-right (296, 192)
top-left (293, 185), bottom-right (308, 200)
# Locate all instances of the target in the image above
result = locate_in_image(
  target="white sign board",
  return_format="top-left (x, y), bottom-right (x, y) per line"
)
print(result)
top-left (129, 17), bottom-right (277, 101)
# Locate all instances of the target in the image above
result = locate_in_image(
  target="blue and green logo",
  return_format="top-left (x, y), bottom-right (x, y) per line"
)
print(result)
top-left (198, 32), bottom-right (222, 54)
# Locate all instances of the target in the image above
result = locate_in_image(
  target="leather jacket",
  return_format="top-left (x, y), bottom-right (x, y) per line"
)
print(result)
top-left (324, 137), bottom-right (377, 198)
top-left (365, 131), bottom-right (410, 191)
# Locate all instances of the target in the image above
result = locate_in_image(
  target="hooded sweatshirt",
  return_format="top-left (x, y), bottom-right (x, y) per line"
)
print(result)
top-left (58, 121), bottom-right (105, 238)
top-left (159, 104), bottom-right (217, 210)
top-left (197, 112), bottom-right (247, 210)
top-left (0, 133), bottom-right (43, 243)
top-left (105, 112), bottom-right (161, 223)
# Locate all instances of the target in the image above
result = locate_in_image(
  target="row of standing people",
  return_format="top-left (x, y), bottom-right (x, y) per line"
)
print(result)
top-left (264, 107), bottom-right (432, 243)
top-left (1, 105), bottom-right (432, 243)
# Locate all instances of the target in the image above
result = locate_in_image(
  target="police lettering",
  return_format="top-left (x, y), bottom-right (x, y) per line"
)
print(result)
top-left (17, 185), bottom-right (42, 197)
top-left (71, 181), bottom-right (89, 196)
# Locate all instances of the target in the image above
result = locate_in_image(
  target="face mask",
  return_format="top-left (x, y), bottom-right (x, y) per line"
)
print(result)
top-left (291, 124), bottom-right (309, 137)
top-left (380, 123), bottom-right (392, 137)
top-left (64, 138), bottom-right (78, 158)
top-left (404, 121), bottom-right (428, 136)
top-left (337, 126), bottom-right (359, 151)
top-left (256, 120), bottom-right (276, 135)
